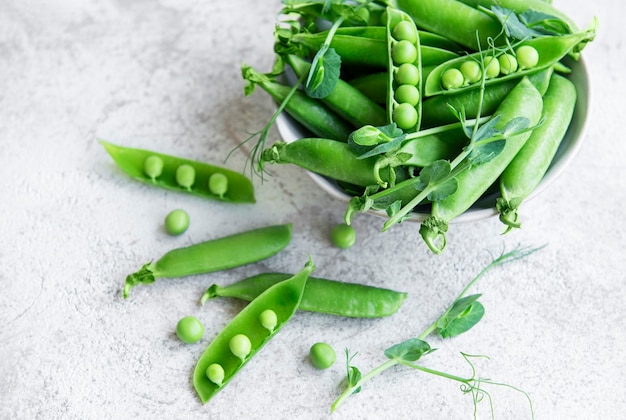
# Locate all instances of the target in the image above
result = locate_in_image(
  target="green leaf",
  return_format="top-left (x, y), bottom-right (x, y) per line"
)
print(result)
top-left (502, 116), bottom-right (530, 136)
top-left (439, 301), bottom-right (485, 338)
top-left (490, 6), bottom-right (544, 40)
top-left (427, 177), bottom-right (458, 202)
top-left (472, 115), bottom-right (501, 142)
top-left (416, 160), bottom-right (452, 191)
top-left (384, 338), bottom-right (432, 362)
top-left (305, 47), bottom-right (341, 98)
top-left (520, 10), bottom-right (572, 35)
top-left (467, 139), bottom-right (505, 166)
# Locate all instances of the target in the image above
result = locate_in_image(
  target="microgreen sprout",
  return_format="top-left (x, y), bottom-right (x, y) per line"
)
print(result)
top-left (331, 244), bottom-right (544, 417)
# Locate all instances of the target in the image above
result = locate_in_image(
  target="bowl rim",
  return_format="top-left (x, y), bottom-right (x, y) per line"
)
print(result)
top-left (275, 57), bottom-right (591, 224)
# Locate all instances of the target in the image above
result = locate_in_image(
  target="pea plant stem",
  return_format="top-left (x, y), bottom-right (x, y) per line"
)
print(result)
top-left (331, 359), bottom-right (398, 412)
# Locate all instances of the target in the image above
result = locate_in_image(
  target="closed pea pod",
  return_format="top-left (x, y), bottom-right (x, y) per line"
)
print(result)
top-left (394, 0), bottom-right (502, 51)
top-left (497, 74), bottom-right (577, 231)
top-left (420, 77), bottom-right (543, 253)
top-left (122, 223), bottom-right (293, 298)
top-left (193, 259), bottom-right (314, 403)
top-left (260, 138), bottom-right (404, 188)
top-left (277, 27), bottom-right (460, 70)
top-left (201, 272), bottom-right (407, 318)
top-left (242, 65), bottom-right (353, 141)
top-left (286, 54), bottom-right (387, 128)
top-left (100, 140), bottom-right (255, 203)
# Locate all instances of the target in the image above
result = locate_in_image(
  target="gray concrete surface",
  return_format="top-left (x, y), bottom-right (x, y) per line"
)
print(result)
top-left (1, 1), bottom-right (624, 419)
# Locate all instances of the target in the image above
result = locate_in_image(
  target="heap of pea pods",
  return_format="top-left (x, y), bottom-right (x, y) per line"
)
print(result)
top-left (244, 0), bottom-right (596, 253)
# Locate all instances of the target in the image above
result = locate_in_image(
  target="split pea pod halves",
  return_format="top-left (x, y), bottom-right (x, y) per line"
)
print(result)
top-left (122, 224), bottom-right (293, 298)
top-left (201, 272), bottom-right (408, 318)
top-left (100, 140), bottom-right (255, 203)
top-left (193, 259), bottom-right (314, 403)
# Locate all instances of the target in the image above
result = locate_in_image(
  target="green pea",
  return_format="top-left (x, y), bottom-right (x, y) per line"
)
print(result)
top-left (460, 60), bottom-right (481, 84)
top-left (309, 342), bottom-right (336, 370)
top-left (208, 172), bottom-right (229, 198)
top-left (206, 363), bottom-right (225, 386)
top-left (229, 334), bottom-right (252, 361)
top-left (441, 68), bottom-right (464, 90)
top-left (393, 103), bottom-right (418, 130)
top-left (394, 84), bottom-right (420, 106)
top-left (164, 209), bottom-right (190, 235)
top-left (176, 315), bottom-right (204, 344)
top-left (330, 223), bottom-right (356, 249)
top-left (516, 45), bottom-right (539, 69)
top-left (498, 53), bottom-right (518, 75)
top-left (392, 21), bottom-right (418, 43)
top-left (143, 155), bottom-right (164, 181)
top-left (483, 56), bottom-right (500, 79)
top-left (392, 40), bottom-right (418, 64)
top-left (395, 63), bottom-right (420, 85)
top-left (259, 309), bottom-right (278, 332)
top-left (175, 164), bottom-right (196, 190)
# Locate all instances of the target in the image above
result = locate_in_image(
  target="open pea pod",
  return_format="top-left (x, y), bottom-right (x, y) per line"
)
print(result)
top-left (423, 28), bottom-right (595, 97)
top-left (193, 259), bottom-right (314, 403)
top-left (386, 7), bottom-right (422, 132)
top-left (100, 140), bottom-right (255, 203)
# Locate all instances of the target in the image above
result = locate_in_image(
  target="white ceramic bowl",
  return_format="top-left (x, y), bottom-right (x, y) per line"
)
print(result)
top-left (275, 59), bottom-right (590, 223)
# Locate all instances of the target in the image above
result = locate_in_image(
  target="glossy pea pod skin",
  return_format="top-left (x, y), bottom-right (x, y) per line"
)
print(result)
top-left (285, 54), bottom-right (387, 128)
top-left (497, 74), bottom-right (577, 230)
top-left (99, 140), bottom-right (255, 203)
top-left (278, 29), bottom-right (459, 70)
top-left (457, 0), bottom-right (579, 33)
top-left (202, 272), bottom-right (408, 318)
top-left (122, 224), bottom-right (293, 298)
top-left (242, 66), bottom-right (353, 141)
top-left (386, 7), bottom-right (423, 132)
top-left (261, 139), bottom-right (404, 187)
top-left (424, 29), bottom-right (595, 97)
top-left (193, 259), bottom-right (314, 403)
top-left (420, 67), bottom-right (553, 128)
top-left (421, 77), bottom-right (543, 253)
top-left (393, 0), bottom-right (503, 51)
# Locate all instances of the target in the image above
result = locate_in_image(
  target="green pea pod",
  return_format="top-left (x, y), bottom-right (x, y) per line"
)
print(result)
top-left (261, 138), bottom-right (403, 187)
top-left (424, 29), bottom-right (595, 97)
top-left (421, 77), bottom-right (543, 253)
top-left (100, 141), bottom-right (255, 203)
top-left (386, 7), bottom-right (422, 132)
top-left (193, 259), bottom-right (314, 403)
top-left (497, 73), bottom-right (576, 231)
top-left (457, 0), bottom-right (579, 33)
top-left (278, 29), bottom-right (459, 69)
top-left (201, 272), bottom-right (407, 318)
top-left (331, 26), bottom-right (463, 52)
top-left (349, 72), bottom-right (388, 105)
top-left (393, 0), bottom-right (503, 51)
top-left (242, 65), bottom-right (353, 141)
top-left (122, 224), bottom-right (293, 298)
top-left (420, 67), bottom-right (553, 128)
top-left (285, 54), bottom-right (387, 127)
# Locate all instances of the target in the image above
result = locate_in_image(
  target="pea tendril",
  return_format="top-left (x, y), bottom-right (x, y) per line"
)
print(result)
top-left (331, 244), bottom-right (544, 417)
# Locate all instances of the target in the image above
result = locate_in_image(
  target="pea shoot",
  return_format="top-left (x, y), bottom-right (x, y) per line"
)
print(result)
top-left (331, 245), bottom-right (544, 415)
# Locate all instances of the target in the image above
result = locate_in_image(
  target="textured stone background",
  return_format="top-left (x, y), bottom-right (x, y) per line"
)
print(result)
top-left (1, 1), bottom-right (624, 419)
